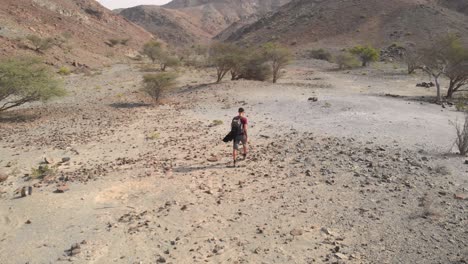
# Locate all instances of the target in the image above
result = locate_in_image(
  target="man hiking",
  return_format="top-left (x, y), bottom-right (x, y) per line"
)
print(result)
top-left (231, 107), bottom-right (248, 167)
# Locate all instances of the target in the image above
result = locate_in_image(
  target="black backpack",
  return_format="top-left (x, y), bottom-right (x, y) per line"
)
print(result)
top-left (231, 116), bottom-right (244, 135)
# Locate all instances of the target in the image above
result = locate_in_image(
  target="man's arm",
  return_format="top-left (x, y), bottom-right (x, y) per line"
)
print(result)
top-left (243, 123), bottom-right (248, 138)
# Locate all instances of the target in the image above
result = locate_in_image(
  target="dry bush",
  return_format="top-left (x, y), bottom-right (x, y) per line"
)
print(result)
top-left (309, 49), bottom-right (332, 61)
top-left (141, 73), bottom-right (177, 102)
top-left (335, 52), bottom-right (360, 70)
top-left (452, 113), bottom-right (468, 155)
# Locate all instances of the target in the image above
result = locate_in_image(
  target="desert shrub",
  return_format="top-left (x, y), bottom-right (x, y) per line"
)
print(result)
top-left (212, 120), bottom-right (224, 126)
top-left (240, 54), bottom-right (272, 81)
top-left (141, 72), bottom-right (177, 102)
top-left (262, 42), bottom-right (292, 83)
top-left (160, 54), bottom-right (180, 71)
top-left (309, 49), bottom-right (332, 61)
top-left (57, 67), bottom-right (71, 75)
top-left (26, 35), bottom-right (55, 53)
top-left (120, 38), bottom-right (130, 46)
top-left (147, 131), bottom-right (160, 140)
top-left (142, 41), bottom-right (163, 63)
top-left (350, 45), bottom-right (379, 67)
top-left (402, 48), bottom-right (421, 74)
top-left (31, 165), bottom-right (56, 179)
top-left (452, 113), bottom-right (468, 155)
top-left (335, 52), bottom-right (360, 69)
top-left (0, 57), bottom-right (66, 112)
top-left (108, 39), bottom-right (120, 47)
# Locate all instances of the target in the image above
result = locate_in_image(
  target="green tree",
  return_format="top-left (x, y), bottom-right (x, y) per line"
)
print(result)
top-left (209, 43), bottom-right (238, 83)
top-left (419, 35), bottom-right (468, 102)
top-left (141, 72), bottom-right (177, 102)
top-left (350, 45), bottom-right (379, 67)
top-left (0, 57), bottom-right (66, 112)
top-left (142, 41), bottom-right (163, 63)
top-left (262, 42), bottom-right (291, 83)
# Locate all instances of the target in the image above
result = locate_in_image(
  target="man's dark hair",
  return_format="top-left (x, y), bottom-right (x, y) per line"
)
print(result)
top-left (238, 107), bottom-right (245, 113)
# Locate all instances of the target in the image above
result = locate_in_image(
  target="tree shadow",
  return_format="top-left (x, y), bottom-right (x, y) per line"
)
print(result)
top-left (109, 102), bottom-right (152, 109)
top-left (174, 163), bottom-right (232, 173)
top-left (0, 112), bottom-right (40, 123)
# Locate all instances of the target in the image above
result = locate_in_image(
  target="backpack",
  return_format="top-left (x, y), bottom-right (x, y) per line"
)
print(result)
top-left (231, 116), bottom-right (244, 135)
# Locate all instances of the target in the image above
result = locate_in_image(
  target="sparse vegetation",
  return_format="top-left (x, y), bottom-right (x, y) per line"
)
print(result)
top-left (31, 165), bottom-right (56, 179)
top-left (212, 120), bottom-right (224, 126)
top-left (452, 113), bottom-right (468, 156)
top-left (335, 52), bottom-right (360, 70)
top-left (0, 57), bottom-right (66, 112)
top-left (262, 42), bottom-right (292, 83)
top-left (402, 48), bottom-right (421, 74)
top-left (106, 38), bottom-right (131, 47)
top-left (350, 45), bottom-right (379, 67)
top-left (159, 54), bottom-right (180, 72)
top-left (141, 72), bottom-right (177, 102)
top-left (309, 49), bottom-right (332, 61)
top-left (147, 131), bottom-right (160, 140)
top-left (57, 67), bottom-right (71, 76)
top-left (26, 35), bottom-right (55, 53)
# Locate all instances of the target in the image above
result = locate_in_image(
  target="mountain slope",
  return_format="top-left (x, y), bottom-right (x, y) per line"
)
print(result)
top-left (162, 0), bottom-right (291, 35)
top-left (224, 0), bottom-right (468, 49)
top-left (0, 0), bottom-right (153, 67)
top-left (119, 5), bottom-right (212, 47)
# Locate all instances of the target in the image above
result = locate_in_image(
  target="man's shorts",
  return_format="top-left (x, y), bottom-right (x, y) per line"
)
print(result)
top-left (233, 135), bottom-right (247, 150)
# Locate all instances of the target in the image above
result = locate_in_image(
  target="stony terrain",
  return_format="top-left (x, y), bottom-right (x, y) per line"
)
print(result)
top-left (0, 60), bottom-right (467, 264)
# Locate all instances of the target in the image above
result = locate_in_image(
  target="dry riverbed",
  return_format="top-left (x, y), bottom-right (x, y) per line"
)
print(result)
top-left (0, 61), bottom-right (467, 264)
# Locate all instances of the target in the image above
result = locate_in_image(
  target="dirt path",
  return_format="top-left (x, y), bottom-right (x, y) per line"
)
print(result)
top-left (0, 62), bottom-right (467, 264)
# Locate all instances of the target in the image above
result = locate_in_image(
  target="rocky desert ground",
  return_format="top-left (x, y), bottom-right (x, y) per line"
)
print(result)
top-left (0, 61), bottom-right (467, 264)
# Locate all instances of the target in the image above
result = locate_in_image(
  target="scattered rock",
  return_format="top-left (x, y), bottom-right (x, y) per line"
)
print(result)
top-left (454, 194), bottom-right (467, 200)
top-left (61, 157), bottom-right (71, 163)
top-left (25, 220), bottom-right (31, 224)
top-left (0, 173), bottom-right (8, 183)
top-left (290, 229), bottom-right (303, 236)
top-left (207, 155), bottom-right (219, 162)
top-left (335, 253), bottom-right (348, 260)
top-left (308, 97), bottom-right (318, 102)
top-left (43, 156), bottom-right (55, 165)
top-left (156, 256), bottom-right (166, 263)
top-left (464, 160), bottom-right (468, 165)
top-left (55, 185), bottom-right (70, 193)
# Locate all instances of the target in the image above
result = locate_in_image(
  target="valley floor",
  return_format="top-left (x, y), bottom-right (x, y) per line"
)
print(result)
top-left (0, 61), bottom-right (467, 264)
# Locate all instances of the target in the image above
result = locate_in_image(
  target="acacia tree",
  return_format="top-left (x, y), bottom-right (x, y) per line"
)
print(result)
top-left (419, 35), bottom-right (468, 102)
top-left (142, 41), bottom-right (163, 63)
top-left (209, 43), bottom-right (237, 83)
top-left (0, 57), bottom-right (65, 112)
top-left (262, 42), bottom-right (291, 83)
top-left (402, 48), bottom-right (422, 74)
top-left (350, 45), bottom-right (379, 67)
top-left (443, 37), bottom-right (468, 99)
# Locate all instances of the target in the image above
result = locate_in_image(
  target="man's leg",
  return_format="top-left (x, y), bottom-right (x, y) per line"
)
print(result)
top-left (242, 137), bottom-right (248, 159)
top-left (233, 137), bottom-right (239, 166)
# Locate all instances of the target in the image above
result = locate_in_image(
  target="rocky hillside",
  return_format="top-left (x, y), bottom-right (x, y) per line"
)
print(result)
top-left (162, 0), bottom-right (291, 35)
top-left (224, 0), bottom-right (468, 49)
top-left (119, 5), bottom-right (212, 47)
top-left (0, 0), bottom-right (154, 68)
